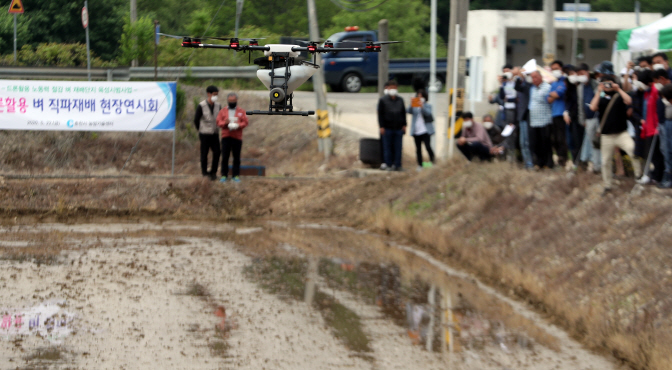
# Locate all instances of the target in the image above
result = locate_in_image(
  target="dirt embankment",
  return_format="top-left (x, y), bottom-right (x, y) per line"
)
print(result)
top-left (1, 162), bottom-right (671, 369)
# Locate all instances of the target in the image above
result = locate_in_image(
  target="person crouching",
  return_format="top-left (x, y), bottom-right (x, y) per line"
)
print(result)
top-left (457, 112), bottom-right (493, 161)
top-left (216, 93), bottom-right (248, 183)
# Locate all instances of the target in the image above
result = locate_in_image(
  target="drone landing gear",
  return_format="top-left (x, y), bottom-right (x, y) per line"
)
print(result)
top-left (246, 110), bottom-right (315, 116)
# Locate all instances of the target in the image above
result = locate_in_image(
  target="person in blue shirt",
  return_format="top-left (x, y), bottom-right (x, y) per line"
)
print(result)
top-left (547, 60), bottom-right (569, 168)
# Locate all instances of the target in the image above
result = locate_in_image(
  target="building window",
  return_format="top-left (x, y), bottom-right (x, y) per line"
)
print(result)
top-left (589, 39), bottom-right (608, 50)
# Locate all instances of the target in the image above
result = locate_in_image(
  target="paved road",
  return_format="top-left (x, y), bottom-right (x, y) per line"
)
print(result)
top-left (244, 90), bottom-right (492, 160)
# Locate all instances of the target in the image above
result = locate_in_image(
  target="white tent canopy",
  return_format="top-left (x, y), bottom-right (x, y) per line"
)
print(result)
top-left (618, 12), bottom-right (672, 52)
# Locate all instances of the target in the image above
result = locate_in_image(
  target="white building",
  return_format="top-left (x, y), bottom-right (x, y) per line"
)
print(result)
top-left (466, 10), bottom-right (662, 94)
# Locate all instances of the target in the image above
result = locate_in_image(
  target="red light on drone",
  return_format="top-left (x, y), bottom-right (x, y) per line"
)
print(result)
top-left (344, 26), bottom-right (359, 32)
top-left (231, 42), bottom-right (239, 48)
top-left (308, 46), bottom-right (316, 52)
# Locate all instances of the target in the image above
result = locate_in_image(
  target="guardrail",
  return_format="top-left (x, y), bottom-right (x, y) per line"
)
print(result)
top-left (0, 66), bottom-right (259, 81)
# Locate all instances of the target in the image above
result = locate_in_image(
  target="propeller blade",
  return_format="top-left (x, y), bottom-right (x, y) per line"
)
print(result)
top-left (371, 41), bottom-right (406, 45)
top-left (157, 33), bottom-right (185, 39)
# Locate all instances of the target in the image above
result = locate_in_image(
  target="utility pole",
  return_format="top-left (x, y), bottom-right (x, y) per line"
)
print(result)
top-left (13, 14), bottom-right (17, 63)
top-left (444, 0), bottom-right (468, 159)
top-left (83, 1), bottom-right (91, 81)
top-left (571, 0), bottom-right (578, 66)
top-left (542, 0), bottom-right (556, 67)
top-left (429, 0), bottom-right (438, 105)
top-left (307, 0), bottom-right (332, 160)
top-left (235, 0), bottom-right (244, 38)
top-left (635, 1), bottom-right (641, 26)
top-left (377, 19), bottom-right (389, 97)
top-left (130, 0), bottom-right (138, 67)
top-left (154, 20), bottom-right (159, 81)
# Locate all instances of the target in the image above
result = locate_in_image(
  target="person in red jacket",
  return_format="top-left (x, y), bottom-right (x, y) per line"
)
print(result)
top-left (216, 92), bottom-right (249, 182)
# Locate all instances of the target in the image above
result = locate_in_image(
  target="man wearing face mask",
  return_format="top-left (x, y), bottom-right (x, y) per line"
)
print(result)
top-left (515, 69), bottom-right (534, 169)
top-left (194, 85), bottom-right (222, 180)
top-left (652, 52), bottom-right (672, 81)
top-left (659, 84), bottom-right (672, 188)
top-left (564, 65), bottom-right (584, 166)
top-left (654, 71), bottom-right (672, 188)
top-left (576, 64), bottom-right (601, 173)
top-left (638, 56), bottom-right (653, 71)
top-left (457, 112), bottom-right (493, 161)
top-left (216, 92), bottom-right (249, 183)
top-left (483, 114), bottom-right (507, 156)
top-left (633, 70), bottom-right (665, 184)
top-left (547, 60), bottom-right (569, 168)
top-left (590, 77), bottom-right (641, 194)
top-left (377, 80), bottom-right (407, 171)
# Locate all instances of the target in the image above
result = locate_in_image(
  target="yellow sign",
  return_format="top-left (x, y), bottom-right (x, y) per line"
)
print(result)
top-left (448, 88), bottom-right (464, 138)
top-left (8, 0), bottom-right (24, 14)
top-left (316, 109), bottom-right (331, 138)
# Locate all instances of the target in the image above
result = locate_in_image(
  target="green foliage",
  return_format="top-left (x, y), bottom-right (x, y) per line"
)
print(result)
top-left (186, 7), bottom-right (220, 37)
top-left (0, 43), bottom-right (110, 67)
top-left (0, 13), bottom-right (31, 56)
top-left (119, 15), bottom-right (156, 66)
top-left (326, 0), bottom-right (447, 59)
top-left (22, 0), bottom-right (125, 61)
top-left (176, 85), bottom-right (186, 118)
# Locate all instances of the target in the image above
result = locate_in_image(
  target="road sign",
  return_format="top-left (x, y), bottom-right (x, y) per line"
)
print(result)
top-left (8, 0), bottom-right (24, 14)
top-left (81, 6), bottom-right (88, 29)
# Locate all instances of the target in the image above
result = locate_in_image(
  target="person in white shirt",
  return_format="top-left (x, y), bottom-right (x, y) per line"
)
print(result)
top-left (407, 89), bottom-right (435, 170)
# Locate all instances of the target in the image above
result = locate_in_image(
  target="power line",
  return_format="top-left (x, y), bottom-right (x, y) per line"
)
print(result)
top-left (329, 0), bottom-right (390, 12)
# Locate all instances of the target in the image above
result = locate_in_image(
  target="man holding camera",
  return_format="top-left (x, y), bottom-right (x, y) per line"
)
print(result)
top-left (589, 77), bottom-right (641, 194)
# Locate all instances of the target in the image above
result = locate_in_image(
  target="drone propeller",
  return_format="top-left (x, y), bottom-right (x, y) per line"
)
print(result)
top-left (157, 33), bottom-right (187, 39)
top-left (204, 37), bottom-right (266, 42)
top-left (370, 41), bottom-right (406, 45)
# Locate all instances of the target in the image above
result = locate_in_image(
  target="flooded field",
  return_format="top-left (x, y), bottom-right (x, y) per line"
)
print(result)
top-left (0, 221), bottom-right (622, 370)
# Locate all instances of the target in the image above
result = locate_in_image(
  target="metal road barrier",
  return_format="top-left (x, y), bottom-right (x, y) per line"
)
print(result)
top-left (0, 66), bottom-right (258, 81)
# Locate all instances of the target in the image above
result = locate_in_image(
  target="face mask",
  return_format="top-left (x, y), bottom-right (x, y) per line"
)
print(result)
top-left (383, 89), bottom-right (389, 95)
top-left (655, 83), bottom-right (664, 91)
top-left (503, 72), bottom-right (513, 80)
top-left (577, 75), bottom-right (588, 84)
top-left (483, 121), bottom-right (493, 130)
top-left (663, 99), bottom-right (672, 107)
top-left (228, 102), bottom-right (237, 109)
top-left (463, 120), bottom-right (473, 128)
top-left (388, 89), bottom-right (398, 96)
top-left (653, 64), bottom-right (666, 71)
top-left (568, 75), bottom-right (578, 84)
top-left (552, 70), bottom-right (563, 78)
top-left (525, 75), bottom-right (533, 83)
top-left (211, 95), bottom-right (218, 102)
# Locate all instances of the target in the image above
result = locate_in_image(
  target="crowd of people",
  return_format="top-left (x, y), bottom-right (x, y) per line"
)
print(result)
top-left (461, 54), bottom-right (672, 193)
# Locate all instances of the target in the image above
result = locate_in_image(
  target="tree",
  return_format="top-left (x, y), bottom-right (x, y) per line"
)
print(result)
top-left (119, 15), bottom-right (155, 66)
top-left (21, 0), bottom-right (125, 61)
top-left (325, 0), bottom-right (447, 58)
top-left (0, 13), bottom-right (31, 56)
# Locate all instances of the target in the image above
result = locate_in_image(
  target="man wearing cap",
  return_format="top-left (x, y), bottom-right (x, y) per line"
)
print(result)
top-left (590, 77), bottom-right (641, 194)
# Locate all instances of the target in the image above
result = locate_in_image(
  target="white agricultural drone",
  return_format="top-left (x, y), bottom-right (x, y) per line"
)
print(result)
top-left (162, 34), bottom-right (401, 116)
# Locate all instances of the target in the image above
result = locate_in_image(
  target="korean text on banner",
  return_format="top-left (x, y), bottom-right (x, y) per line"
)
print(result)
top-left (0, 81), bottom-right (176, 131)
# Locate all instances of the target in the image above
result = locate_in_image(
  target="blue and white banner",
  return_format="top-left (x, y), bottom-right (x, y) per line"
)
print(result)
top-left (0, 80), bottom-right (176, 131)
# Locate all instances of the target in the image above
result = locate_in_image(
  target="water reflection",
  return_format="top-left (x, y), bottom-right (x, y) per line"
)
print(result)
top-left (237, 222), bottom-right (551, 355)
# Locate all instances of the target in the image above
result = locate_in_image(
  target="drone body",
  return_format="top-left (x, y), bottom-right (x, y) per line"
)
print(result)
top-left (168, 34), bottom-right (400, 116)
